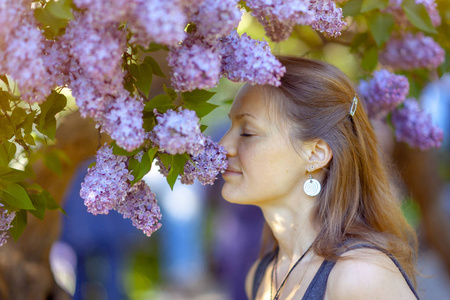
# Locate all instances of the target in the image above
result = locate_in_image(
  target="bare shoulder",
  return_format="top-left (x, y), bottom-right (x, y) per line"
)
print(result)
top-left (326, 248), bottom-right (417, 300)
top-left (245, 259), bottom-right (260, 300)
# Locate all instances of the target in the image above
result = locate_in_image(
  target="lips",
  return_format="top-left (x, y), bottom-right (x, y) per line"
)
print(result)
top-left (224, 166), bottom-right (242, 174)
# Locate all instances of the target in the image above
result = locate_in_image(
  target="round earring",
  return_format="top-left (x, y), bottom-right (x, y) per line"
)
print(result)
top-left (303, 168), bottom-right (321, 197)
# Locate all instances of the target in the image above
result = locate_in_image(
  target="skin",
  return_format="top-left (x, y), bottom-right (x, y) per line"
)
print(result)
top-left (219, 84), bottom-right (417, 300)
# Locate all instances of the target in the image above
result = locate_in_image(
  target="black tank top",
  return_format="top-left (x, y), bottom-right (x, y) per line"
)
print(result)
top-left (251, 243), bottom-right (420, 300)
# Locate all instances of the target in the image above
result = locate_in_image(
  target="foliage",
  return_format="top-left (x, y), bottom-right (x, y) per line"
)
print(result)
top-left (0, 0), bottom-right (448, 242)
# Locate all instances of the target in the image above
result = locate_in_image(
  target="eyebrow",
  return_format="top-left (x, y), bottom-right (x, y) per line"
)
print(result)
top-left (228, 113), bottom-right (257, 120)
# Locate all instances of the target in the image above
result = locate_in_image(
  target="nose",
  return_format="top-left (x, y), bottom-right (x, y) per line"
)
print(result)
top-left (219, 129), bottom-right (237, 157)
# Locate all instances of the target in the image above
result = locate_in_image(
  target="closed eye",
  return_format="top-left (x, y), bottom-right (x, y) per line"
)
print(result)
top-left (240, 133), bottom-right (253, 137)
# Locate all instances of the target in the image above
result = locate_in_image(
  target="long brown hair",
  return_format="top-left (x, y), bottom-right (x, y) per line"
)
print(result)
top-left (261, 56), bottom-right (418, 284)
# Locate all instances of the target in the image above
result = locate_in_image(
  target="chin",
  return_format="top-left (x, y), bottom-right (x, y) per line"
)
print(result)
top-left (221, 185), bottom-right (257, 206)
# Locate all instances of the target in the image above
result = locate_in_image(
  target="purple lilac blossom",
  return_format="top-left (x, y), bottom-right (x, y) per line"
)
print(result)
top-left (116, 181), bottom-right (162, 237)
top-left (128, 0), bottom-right (187, 47)
top-left (0, 1), bottom-right (53, 104)
top-left (80, 145), bottom-right (134, 215)
top-left (155, 156), bottom-right (170, 177)
top-left (167, 36), bottom-right (221, 92)
top-left (181, 136), bottom-right (228, 185)
top-left (218, 30), bottom-right (286, 86)
top-left (73, 0), bottom-right (136, 25)
top-left (189, 0), bottom-right (242, 41)
top-left (392, 99), bottom-right (443, 150)
top-left (309, 0), bottom-right (346, 38)
top-left (246, 0), bottom-right (315, 42)
top-left (151, 108), bottom-right (205, 156)
top-left (358, 69), bottom-right (409, 119)
top-left (0, 204), bottom-right (16, 247)
top-left (388, 0), bottom-right (441, 27)
top-left (380, 33), bottom-right (445, 70)
top-left (99, 92), bottom-right (145, 152)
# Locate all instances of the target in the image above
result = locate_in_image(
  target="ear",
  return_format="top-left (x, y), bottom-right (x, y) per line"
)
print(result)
top-left (307, 139), bottom-right (333, 169)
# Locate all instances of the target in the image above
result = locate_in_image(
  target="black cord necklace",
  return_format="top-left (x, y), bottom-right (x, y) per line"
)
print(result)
top-left (271, 244), bottom-right (313, 300)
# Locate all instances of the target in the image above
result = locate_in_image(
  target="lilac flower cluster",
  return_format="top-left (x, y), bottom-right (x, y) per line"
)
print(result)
top-left (116, 181), bottom-right (161, 237)
top-left (189, 0), bottom-right (242, 41)
top-left (247, 0), bottom-right (315, 42)
top-left (309, 0), bottom-right (347, 38)
top-left (219, 30), bottom-right (286, 86)
top-left (63, 12), bottom-right (144, 151)
top-left (167, 36), bottom-right (221, 92)
top-left (388, 0), bottom-right (441, 27)
top-left (0, 204), bottom-right (16, 247)
top-left (0, 0), bottom-right (55, 103)
top-left (380, 33), bottom-right (445, 70)
top-left (128, 0), bottom-right (187, 47)
top-left (151, 108), bottom-right (205, 155)
top-left (181, 136), bottom-right (228, 185)
top-left (358, 69), bottom-right (410, 119)
top-left (392, 99), bottom-right (443, 150)
top-left (80, 145), bottom-right (133, 215)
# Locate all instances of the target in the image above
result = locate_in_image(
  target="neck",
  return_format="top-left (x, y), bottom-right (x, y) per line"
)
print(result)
top-left (260, 196), bottom-right (317, 263)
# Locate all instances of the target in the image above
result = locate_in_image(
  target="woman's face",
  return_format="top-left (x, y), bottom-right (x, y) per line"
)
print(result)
top-left (219, 84), bottom-right (309, 206)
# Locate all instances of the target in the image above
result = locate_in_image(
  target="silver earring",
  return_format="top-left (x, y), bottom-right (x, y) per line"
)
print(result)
top-left (303, 169), bottom-right (321, 197)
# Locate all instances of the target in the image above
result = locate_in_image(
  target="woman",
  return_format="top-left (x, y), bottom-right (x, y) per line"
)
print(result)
top-left (219, 57), bottom-right (419, 299)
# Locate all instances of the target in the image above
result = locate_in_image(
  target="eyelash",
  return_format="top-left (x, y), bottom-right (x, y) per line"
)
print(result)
top-left (240, 133), bottom-right (253, 137)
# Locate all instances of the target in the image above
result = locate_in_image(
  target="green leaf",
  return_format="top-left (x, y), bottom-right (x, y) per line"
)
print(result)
top-left (0, 167), bottom-right (29, 183)
top-left (0, 183), bottom-right (35, 210)
top-left (402, 0), bottom-right (437, 34)
top-left (9, 209), bottom-right (27, 241)
top-left (0, 141), bottom-right (16, 166)
top-left (22, 111), bottom-right (37, 134)
top-left (200, 124), bottom-right (208, 132)
top-left (111, 142), bottom-right (141, 156)
top-left (362, 47), bottom-right (379, 71)
top-left (42, 191), bottom-right (61, 211)
top-left (39, 91), bottom-right (67, 125)
top-left (182, 90), bottom-right (216, 103)
top-left (34, 7), bottom-right (69, 38)
top-left (29, 193), bottom-right (48, 220)
top-left (46, 0), bottom-right (74, 20)
top-left (145, 43), bottom-right (169, 52)
top-left (0, 75), bottom-right (9, 87)
top-left (36, 117), bottom-right (57, 140)
top-left (361, 0), bottom-right (388, 12)
top-left (144, 94), bottom-right (175, 112)
top-left (10, 107), bottom-right (27, 127)
top-left (23, 134), bottom-right (35, 146)
top-left (144, 56), bottom-right (166, 78)
top-left (147, 148), bottom-right (158, 163)
top-left (368, 13), bottom-right (395, 47)
top-left (163, 84), bottom-right (177, 101)
top-left (44, 152), bottom-right (62, 176)
top-left (342, 0), bottom-right (363, 17)
top-left (0, 90), bottom-right (11, 111)
top-left (129, 62), bottom-right (153, 98)
top-left (157, 153), bottom-right (189, 190)
top-left (129, 151), bottom-right (152, 184)
top-left (183, 101), bottom-right (218, 118)
top-left (0, 117), bottom-right (14, 141)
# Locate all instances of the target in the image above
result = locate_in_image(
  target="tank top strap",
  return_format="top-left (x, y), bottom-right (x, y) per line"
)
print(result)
top-left (252, 249), bottom-right (278, 300)
top-left (302, 243), bottom-right (420, 300)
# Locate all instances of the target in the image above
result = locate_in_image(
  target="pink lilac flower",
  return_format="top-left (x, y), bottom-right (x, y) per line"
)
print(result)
top-left (392, 99), bottom-right (443, 150)
top-left (189, 0), bottom-right (242, 41)
top-left (181, 136), bottom-right (228, 185)
top-left (151, 108), bottom-right (205, 156)
top-left (73, 0), bottom-right (137, 25)
top-left (309, 0), bottom-right (346, 38)
top-left (218, 30), bottom-right (286, 86)
top-left (388, 0), bottom-right (441, 27)
top-left (80, 145), bottom-right (134, 215)
top-left (0, 1), bottom-right (53, 104)
top-left (128, 0), bottom-right (187, 47)
top-left (358, 69), bottom-right (409, 119)
top-left (0, 204), bottom-right (16, 247)
top-left (246, 0), bottom-right (315, 42)
top-left (380, 32), bottom-right (445, 70)
top-left (167, 36), bottom-right (221, 92)
top-left (98, 92), bottom-right (145, 152)
top-left (116, 180), bottom-right (162, 237)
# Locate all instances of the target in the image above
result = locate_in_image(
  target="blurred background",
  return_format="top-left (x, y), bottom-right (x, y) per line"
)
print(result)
top-left (1, 10), bottom-right (450, 300)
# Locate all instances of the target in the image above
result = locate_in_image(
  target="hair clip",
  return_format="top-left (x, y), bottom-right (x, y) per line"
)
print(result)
top-left (349, 95), bottom-right (358, 116)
